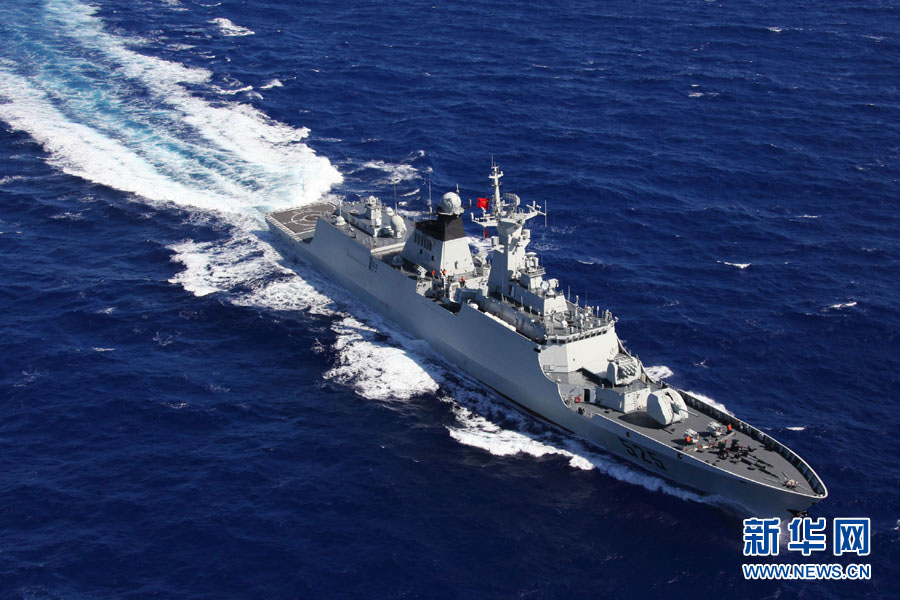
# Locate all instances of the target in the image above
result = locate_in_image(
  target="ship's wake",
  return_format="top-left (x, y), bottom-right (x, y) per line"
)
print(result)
top-left (0, 0), bottom-right (727, 509)
top-left (0, 0), bottom-right (340, 214)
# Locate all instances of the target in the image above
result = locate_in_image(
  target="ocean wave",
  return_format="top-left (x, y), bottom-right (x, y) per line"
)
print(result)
top-left (209, 17), bottom-right (254, 37)
top-left (325, 317), bottom-right (441, 401)
top-left (215, 84), bottom-right (255, 95)
top-left (825, 301), bottom-right (857, 311)
top-left (717, 260), bottom-right (751, 269)
top-left (686, 389), bottom-right (732, 415)
top-left (354, 159), bottom-right (421, 185)
top-left (49, 211), bottom-right (85, 221)
top-left (645, 365), bottom-right (673, 380)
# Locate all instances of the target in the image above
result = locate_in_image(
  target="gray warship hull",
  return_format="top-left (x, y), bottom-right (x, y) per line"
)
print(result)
top-left (267, 194), bottom-right (826, 517)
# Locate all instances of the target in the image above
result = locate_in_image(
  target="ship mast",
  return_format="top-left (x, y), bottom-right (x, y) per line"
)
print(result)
top-left (473, 162), bottom-right (546, 300)
top-left (489, 162), bottom-right (503, 212)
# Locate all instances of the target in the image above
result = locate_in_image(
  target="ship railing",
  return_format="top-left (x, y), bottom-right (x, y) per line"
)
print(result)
top-left (673, 387), bottom-right (827, 497)
top-left (545, 323), bottom-right (612, 344)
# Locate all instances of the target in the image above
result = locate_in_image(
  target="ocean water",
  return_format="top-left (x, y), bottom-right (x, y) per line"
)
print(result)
top-left (1, 0), bottom-right (899, 598)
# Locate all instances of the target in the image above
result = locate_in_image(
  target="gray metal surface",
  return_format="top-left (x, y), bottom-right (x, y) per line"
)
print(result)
top-left (265, 166), bottom-right (827, 517)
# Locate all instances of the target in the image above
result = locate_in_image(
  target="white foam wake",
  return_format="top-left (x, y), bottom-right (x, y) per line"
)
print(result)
top-left (209, 17), bottom-right (254, 37)
top-left (326, 317), bottom-right (440, 401)
top-left (645, 365), bottom-right (673, 380)
top-left (0, 0), bottom-right (341, 217)
top-left (825, 301), bottom-right (857, 311)
top-left (167, 226), bottom-right (441, 402)
top-left (444, 394), bottom-right (712, 506)
top-left (686, 389), bottom-right (733, 415)
top-left (349, 157), bottom-right (426, 186)
top-left (718, 260), bottom-right (751, 269)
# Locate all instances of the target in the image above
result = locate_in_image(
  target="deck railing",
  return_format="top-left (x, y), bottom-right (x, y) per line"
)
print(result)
top-left (672, 386), bottom-right (827, 497)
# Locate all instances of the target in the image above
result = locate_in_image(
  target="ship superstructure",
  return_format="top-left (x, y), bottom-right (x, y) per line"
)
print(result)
top-left (266, 164), bottom-right (827, 516)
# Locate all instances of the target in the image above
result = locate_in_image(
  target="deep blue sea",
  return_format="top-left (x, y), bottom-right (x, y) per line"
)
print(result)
top-left (2, 0), bottom-right (899, 598)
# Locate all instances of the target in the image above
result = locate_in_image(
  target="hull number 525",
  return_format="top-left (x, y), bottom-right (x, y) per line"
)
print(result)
top-left (619, 437), bottom-right (666, 471)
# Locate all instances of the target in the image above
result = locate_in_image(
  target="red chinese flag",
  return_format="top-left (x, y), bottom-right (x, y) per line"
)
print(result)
top-left (477, 197), bottom-right (489, 210)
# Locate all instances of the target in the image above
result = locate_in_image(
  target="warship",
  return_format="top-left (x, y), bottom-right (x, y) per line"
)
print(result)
top-left (267, 164), bottom-right (827, 516)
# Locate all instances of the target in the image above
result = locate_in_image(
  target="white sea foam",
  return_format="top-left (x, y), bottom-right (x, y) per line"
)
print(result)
top-left (446, 403), bottom-right (593, 468)
top-left (645, 365), bottom-right (673, 380)
top-left (50, 211), bottom-right (85, 221)
top-left (718, 260), bottom-right (751, 269)
top-left (216, 84), bottom-right (254, 96)
top-left (260, 79), bottom-right (283, 90)
top-left (825, 301), bottom-right (857, 311)
top-left (166, 226), bottom-right (440, 402)
top-left (786, 426), bottom-right (806, 431)
top-left (445, 398), bottom-right (712, 505)
top-left (325, 317), bottom-right (440, 401)
top-left (209, 17), bottom-right (254, 37)
top-left (0, 0), bottom-right (341, 216)
top-left (355, 159), bottom-right (421, 185)
top-left (686, 389), bottom-right (732, 415)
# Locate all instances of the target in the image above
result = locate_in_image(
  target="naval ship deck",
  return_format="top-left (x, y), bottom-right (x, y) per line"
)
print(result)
top-left (269, 203), bottom-right (412, 251)
top-left (557, 374), bottom-right (821, 497)
top-left (269, 204), bottom-right (334, 239)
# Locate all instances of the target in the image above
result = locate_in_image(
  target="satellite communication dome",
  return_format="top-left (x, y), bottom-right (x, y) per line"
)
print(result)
top-left (439, 191), bottom-right (463, 215)
top-left (390, 214), bottom-right (406, 238)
